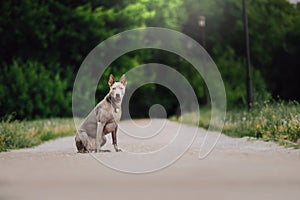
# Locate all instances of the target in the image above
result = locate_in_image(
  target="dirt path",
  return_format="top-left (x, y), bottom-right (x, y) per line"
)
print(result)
top-left (0, 119), bottom-right (300, 200)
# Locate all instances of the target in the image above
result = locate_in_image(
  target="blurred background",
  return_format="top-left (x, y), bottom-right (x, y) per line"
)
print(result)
top-left (0, 0), bottom-right (299, 119)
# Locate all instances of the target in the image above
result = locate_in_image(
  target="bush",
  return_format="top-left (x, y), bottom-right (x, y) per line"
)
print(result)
top-left (0, 60), bottom-right (71, 119)
top-left (214, 46), bottom-right (271, 108)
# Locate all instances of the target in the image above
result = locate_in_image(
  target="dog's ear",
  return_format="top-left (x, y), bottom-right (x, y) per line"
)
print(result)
top-left (120, 74), bottom-right (127, 86)
top-left (108, 74), bottom-right (115, 87)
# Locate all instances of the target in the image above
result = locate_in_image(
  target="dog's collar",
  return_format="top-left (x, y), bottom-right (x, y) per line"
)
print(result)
top-left (106, 95), bottom-right (120, 113)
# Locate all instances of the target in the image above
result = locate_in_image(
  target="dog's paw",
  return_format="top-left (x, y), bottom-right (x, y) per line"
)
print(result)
top-left (114, 144), bottom-right (122, 152)
top-left (95, 149), bottom-right (111, 153)
top-left (77, 149), bottom-right (89, 153)
top-left (115, 148), bottom-right (122, 152)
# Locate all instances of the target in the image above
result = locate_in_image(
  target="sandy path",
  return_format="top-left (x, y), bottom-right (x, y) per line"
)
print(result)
top-left (0, 119), bottom-right (300, 200)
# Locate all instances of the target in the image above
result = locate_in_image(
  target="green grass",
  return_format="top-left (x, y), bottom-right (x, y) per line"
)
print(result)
top-left (170, 107), bottom-right (212, 128)
top-left (0, 118), bottom-right (76, 152)
top-left (171, 101), bottom-right (300, 148)
top-left (2, 101), bottom-right (299, 152)
top-left (224, 101), bottom-right (300, 148)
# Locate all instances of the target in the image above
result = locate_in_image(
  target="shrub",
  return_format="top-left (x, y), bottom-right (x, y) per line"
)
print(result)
top-left (0, 60), bottom-right (71, 119)
top-left (214, 46), bottom-right (271, 108)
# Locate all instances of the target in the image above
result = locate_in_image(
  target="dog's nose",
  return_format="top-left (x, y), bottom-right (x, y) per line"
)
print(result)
top-left (116, 94), bottom-right (120, 98)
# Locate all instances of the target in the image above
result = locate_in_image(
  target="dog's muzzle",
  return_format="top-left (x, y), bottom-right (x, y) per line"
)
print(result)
top-left (115, 94), bottom-right (121, 102)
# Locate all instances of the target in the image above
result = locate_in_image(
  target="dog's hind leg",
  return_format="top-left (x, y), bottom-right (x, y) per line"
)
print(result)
top-left (96, 122), bottom-right (110, 152)
top-left (75, 131), bottom-right (90, 153)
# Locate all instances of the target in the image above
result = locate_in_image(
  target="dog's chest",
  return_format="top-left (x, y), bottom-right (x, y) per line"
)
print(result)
top-left (101, 108), bottom-right (121, 122)
top-left (102, 110), bottom-right (121, 135)
top-left (111, 110), bottom-right (121, 121)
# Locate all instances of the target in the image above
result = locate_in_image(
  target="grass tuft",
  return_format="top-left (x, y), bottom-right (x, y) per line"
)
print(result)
top-left (171, 101), bottom-right (300, 148)
top-left (223, 101), bottom-right (300, 147)
top-left (0, 118), bottom-right (76, 152)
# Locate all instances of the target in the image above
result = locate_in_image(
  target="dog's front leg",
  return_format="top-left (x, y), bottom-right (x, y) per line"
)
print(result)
top-left (96, 122), bottom-right (105, 152)
top-left (112, 126), bottom-right (122, 152)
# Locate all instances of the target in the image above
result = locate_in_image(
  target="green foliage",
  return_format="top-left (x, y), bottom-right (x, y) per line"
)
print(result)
top-left (145, 0), bottom-right (186, 29)
top-left (224, 101), bottom-right (300, 146)
top-left (1, 0), bottom-right (300, 151)
top-left (0, 60), bottom-right (71, 119)
top-left (182, 0), bottom-right (300, 103)
top-left (0, 1), bottom-right (107, 67)
top-left (0, 118), bottom-right (75, 152)
top-left (170, 106), bottom-right (211, 128)
top-left (248, 0), bottom-right (294, 66)
top-left (171, 101), bottom-right (300, 148)
top-left (213, 46), bottom-right (270, 108)
top-left (0, 0), bottom-right (300, 119)
top-left (0, 0), bottom-right (186, 119)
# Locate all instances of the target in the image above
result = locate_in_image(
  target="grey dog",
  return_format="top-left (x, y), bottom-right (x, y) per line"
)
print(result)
top-left (75, 74), bottom-right (126, 153)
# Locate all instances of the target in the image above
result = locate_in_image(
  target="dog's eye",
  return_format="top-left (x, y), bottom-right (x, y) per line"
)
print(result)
top-left (112, 87), bottom-right (116, 90)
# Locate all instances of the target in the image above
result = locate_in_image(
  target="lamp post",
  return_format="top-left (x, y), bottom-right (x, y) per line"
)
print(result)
top-left (198, 15), bottom-right (209, 107)
top-left (242, 0), bottom-right (254, 110)
top-left (198, 16), bottom-right (206, 47)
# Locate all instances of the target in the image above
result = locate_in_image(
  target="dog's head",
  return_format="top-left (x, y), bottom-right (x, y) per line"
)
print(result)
top-left (108, 74), bottom-right (126, 103)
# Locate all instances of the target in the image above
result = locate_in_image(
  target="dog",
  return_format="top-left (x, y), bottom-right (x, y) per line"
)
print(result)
top-left (75, 74), bottom-right (126, 153)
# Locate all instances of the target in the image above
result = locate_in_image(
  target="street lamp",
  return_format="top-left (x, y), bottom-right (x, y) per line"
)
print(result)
top-left (198, 16), bottom-right (206, 47)
top-left (198, 15), bottom-right (209, 106)
top-left (242, 0), bottom-right (254, 110)
top-left (198, 16), bottom-right (206, 27)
